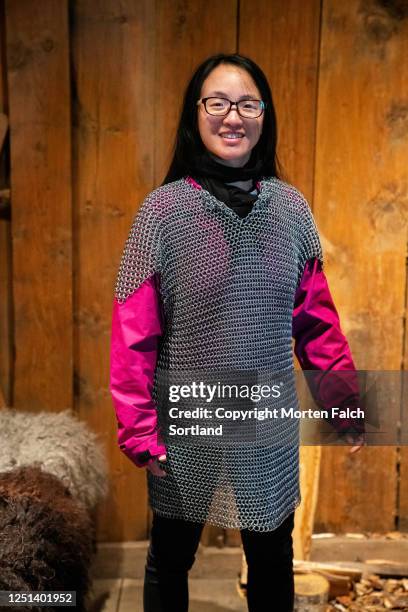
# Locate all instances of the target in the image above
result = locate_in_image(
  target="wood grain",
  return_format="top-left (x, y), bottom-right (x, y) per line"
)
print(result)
top-left (71, 0), bottom-right (157, 541)
top-left (314, 0), bottom-right (408, 531)
top-left (6, 0), bottom-right (72, 411)
top-left (0, 0), bottom-right (12, 407)
top-left (154, 0), bottom-right (237, 186)
top-left (2, 0), bottom-right (407, 541)
top-left (239, 0), bottom-right (321, 200)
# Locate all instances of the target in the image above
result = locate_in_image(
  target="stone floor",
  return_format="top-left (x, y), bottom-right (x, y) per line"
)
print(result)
top-left (90, 578), bottom-right (247, 612)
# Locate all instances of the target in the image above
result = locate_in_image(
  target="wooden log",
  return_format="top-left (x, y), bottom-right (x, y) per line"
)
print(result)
top-left (295, 557), bottom-right (408, 578)
top-left (294, 573), bottom-right (329, 610)
top-left (309, 570), bottom-right (350, 599)
top-left (294, 565), bottom-right (352, 599)
top-left (294, 559), bottom-right (362, 581)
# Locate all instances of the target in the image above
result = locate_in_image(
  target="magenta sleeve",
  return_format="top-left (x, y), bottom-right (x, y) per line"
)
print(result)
top-left (109, 272), bottom-right (167, 467)
top-left (292, 258), bottom-right (364, 436)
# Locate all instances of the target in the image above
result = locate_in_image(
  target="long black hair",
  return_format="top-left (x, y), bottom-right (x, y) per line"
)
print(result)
top-left (161, 53), bottom-right (285, 185)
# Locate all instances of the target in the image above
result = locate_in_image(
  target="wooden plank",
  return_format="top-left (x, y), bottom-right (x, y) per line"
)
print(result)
top-left (401, 252), bottom-right (408, 526)
top-left (314, 0), bottom-right (408, 531)
top-left (302, 559), bottom-right (408, 578)
top-left (401, 389), bottom-right (408, 528)
top-left (0, 112), bottom-right (7, 151)
top-left (71, 0), bottom-right (156, 542)
top-left (6, 0), bottom-right (72, 411)
top-left (0, 383), bottom-right (6, 408)
top-left (311, 535), bottom-right (408, 566)
top-left (239, 0), bottom-right (321, 201)
top-left (0, 0), bottom-right (12, 408)
top-left (154, 0), bottom-right (237, 186)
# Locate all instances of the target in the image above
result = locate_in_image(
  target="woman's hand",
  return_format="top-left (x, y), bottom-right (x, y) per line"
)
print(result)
top-left (146, 454), bottom-right (167, 477)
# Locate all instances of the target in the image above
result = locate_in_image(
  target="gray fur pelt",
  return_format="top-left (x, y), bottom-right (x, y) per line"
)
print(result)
top-left (0, 408), bottom-right (108, 509)
top-left (0, 466), bottom-right (93, 612)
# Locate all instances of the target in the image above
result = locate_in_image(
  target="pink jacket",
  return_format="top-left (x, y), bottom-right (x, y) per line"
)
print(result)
top-left (110, 250), bottom-right (362, 468)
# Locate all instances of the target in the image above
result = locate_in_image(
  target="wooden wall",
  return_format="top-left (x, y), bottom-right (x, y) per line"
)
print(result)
top-left (0, 0), bottom-right (11, 407)
top-left (313, 0), bottom-right (408, 533)
top-left (0, 0), bottom-right (407, 542)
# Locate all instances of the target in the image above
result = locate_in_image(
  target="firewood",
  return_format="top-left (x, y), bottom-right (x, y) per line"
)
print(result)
top-left (294, 573), bottom-right (330, 607)
top-left (295, 566), bottom-right (351, 598)
top-left (294, 559), bottom-right (362, 581)
top-left (326, 574), bottom-right (408, 611)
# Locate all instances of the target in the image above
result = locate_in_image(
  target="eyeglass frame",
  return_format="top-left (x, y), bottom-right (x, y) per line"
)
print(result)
top-left (196, 96), bottom-right (266, 118)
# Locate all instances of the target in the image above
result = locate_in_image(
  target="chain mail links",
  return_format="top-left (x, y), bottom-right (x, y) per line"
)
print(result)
top-left (114, 177), bottom-right (323, 530)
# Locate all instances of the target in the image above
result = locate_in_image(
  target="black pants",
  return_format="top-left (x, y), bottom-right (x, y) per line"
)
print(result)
top-left (143, 511), bottom-right (295, 612)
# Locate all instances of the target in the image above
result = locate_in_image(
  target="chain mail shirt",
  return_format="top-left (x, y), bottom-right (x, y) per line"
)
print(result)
top-left (110, 175), bottom-right (345, 531)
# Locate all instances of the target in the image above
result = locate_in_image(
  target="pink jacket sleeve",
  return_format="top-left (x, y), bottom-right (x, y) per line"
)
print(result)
top-left (292, 257), bottom-right (364, 436)
top-left (110, 271), bottom-right (167, 467)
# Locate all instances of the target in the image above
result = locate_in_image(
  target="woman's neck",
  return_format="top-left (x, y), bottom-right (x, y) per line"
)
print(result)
top-left (225, 179), bottom-right (254, 191)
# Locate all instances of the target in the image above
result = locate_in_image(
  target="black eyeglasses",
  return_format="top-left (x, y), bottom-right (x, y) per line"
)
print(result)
top-left (197, 97), bottom-right (266, 119)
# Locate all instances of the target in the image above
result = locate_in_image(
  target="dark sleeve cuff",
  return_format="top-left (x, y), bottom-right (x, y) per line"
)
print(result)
top-left (135, 449), bottom-right (154, 466)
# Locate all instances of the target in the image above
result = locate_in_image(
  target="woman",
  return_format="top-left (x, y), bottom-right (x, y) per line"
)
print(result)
top-left (110, 54), bottom-right (364, 612)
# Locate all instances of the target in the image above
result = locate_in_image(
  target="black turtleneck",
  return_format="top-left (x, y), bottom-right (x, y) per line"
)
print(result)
top-left (190, 176), bottom-right (258, 219)
top-left (189, 149), bottom-right (262, 219)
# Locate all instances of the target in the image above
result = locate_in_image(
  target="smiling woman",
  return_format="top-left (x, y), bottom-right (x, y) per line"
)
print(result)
top-left (109, 53), bottom-right (364, 612)
top-left (196, 64), bottom-right (264, 168)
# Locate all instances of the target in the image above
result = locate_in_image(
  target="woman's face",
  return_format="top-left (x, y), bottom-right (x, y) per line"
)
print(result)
top-left (197, 64), bottom-right (264, 168)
